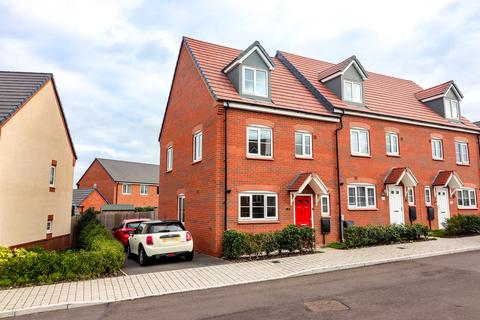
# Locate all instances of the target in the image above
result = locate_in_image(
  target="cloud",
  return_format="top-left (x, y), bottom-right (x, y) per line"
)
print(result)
top-left (0, 0), bottom-right (479, 184)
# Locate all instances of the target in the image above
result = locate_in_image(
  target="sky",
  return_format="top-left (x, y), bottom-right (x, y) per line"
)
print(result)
top-left (1, 0), bottom-right (479, 183)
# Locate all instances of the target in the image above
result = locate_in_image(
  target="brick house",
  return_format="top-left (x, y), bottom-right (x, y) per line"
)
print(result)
top-left (158, 37), bottom-right (480, 256)
top-left (77, 158), bottom-right (159, 208)
top-left (0, 71), bottom-right (76, 250)
top-left (72, 188), bottom-right (108, 214)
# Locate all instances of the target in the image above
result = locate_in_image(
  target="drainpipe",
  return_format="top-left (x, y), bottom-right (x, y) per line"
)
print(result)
top-left (335, 111), bottom-right (344, 242)
top-left (223, 101), bottom-right (229, 231)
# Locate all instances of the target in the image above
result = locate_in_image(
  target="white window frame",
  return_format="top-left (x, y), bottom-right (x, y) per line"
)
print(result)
top-left (385, 132), bottom-right (399, 156)
top-left (242, 66), bottom-right (268, 97)
top-left (140, 184), bottom-right (148, 196)
top-left (178, 194), bottom-right (185, 223)
top-left (425, 187), bottom-right (432, 206)
top-left (350, 128), bottom-right (370, 156)
top-left (431, 139), bottom-right (443, 160)
top-left (343, 80), bottom-right (362, 103)
top-left (321, 195), bottom-right (330, 217)
top-left (347, 184), bottom-right (376, 210)
top-left (445, 99), bottom-right (460, 120)
top-left (166, 146), bottom-right (173, 172)
top-left (246, 126), bottom-right (273, 158)
top-left (122, 183), bottom-right (132, 195)
top-left (46, 220), bottom-right (53, 234)
top-left (238, 192), bottom-right (278, 221)
top-left (295, 131), bottom-right (312, 158)
top-left (193, 130), bottom-right (202, 162)
top-left (455, 142), bottom-right (469, 165)
top-left (49, 165), bottom-right (56, 188)
top-left (457, 188), bottom-right (477, 209)
top-left (407, 187), bottom-right (415, 206)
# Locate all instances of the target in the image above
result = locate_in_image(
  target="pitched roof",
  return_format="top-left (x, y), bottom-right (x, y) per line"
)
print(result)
top-left (384, 167), bottom-right (407, 185)
top-left (278, 51), bottom-right (478, 131)
top-left (96, 158), bottom-right (159, 184)
top-left (0, 71), bottom-right (77, 158)
top-left (317, 55), bottom-right (368, 81)
top-left (0, 71), bottom-right (52, 124)
top-left (183, 37), bottom-right (334, 117)
top-left (415, 81), bottom-right (463, 101)
top-left (222, 41), bottom-right (275, 73)
top-left (287, 173), bottom-right (312, 191)
top-left (72, 189), bottom-right (95, 207)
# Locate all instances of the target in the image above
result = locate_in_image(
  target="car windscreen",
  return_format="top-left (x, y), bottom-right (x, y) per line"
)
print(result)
top-left (147, 222), bottom-right (185, 233)
top-left (126, 222), bottom-right (142, 229)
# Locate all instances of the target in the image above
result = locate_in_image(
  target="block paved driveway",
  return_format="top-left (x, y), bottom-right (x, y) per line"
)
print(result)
top-left (121, 252), bottom-right (230, 275)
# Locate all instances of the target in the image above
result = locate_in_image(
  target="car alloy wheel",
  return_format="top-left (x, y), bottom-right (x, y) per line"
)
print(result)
top-left (139, 247), bottom-right (148, 266)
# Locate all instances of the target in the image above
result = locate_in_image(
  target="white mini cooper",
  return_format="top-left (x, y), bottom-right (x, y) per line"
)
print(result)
top-left (127, 220), bottom-right (194, 266)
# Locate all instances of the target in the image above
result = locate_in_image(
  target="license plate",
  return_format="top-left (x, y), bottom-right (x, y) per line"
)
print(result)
top-left (161, 237), bottom-right (180, 243)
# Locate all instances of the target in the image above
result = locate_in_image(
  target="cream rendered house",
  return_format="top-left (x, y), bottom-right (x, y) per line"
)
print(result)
top-left (0, 71), bottom-right (76, 250)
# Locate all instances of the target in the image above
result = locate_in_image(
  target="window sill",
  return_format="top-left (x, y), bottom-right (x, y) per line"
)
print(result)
top-left (165, 169), bottom-right (173, 173)
top-left (386, 154), bottom-right (400, 158)
top-left (458, 207), bottom-right (477, 210)
top-left (49, 187), bottom-right (55, 192)
top-left (347, 207), bottom-right (378, 211)
top-left (192, 159), bottom-right (202, 165)
top-left (140, 194), bottom-right (148, 196)
top-left (456, 163), bottom-right (470, 166)
top-left (432, 158), bottom-right (444, 161)
top-left (295, 155), bottom-right (313, 160)
top-left (246, 156), bottom-right (274, 161)
top-left (351, 154), bottom-right (371, 158)
top-left (238, 220), bottom-right (279, 224)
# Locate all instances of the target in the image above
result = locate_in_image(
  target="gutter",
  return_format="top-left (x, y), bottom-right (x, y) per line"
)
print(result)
top-left (335, 110), bottom-right (345, 242)
top-left (223, 101), bottom-right (229, 230)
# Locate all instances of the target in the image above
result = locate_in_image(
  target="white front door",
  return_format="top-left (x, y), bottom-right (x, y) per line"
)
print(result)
top-left (389, 186), bottom-right (404, 224)
top-left (436, 187), bottom-right (450, 229)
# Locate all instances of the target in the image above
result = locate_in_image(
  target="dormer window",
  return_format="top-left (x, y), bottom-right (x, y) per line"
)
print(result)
top-left (243, 66), bottom-right (268, 97)
top-left (344, 80), bottom-right (362, 103)
top-left (445, 99), bottom-right (459, 120)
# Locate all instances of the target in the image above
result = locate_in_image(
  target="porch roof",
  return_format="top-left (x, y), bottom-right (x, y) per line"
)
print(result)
top-left (287, 172), bottom-right (329, 195)
top-left (384, 167), bottom-right (418, 187)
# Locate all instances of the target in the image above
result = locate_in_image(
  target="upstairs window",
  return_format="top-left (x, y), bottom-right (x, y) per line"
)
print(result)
top-left (385, 132), bottom-right (399, 156)
top-left (140, 184), bottom-right (148, 195)
top-left (122, 184), bottom-right (132, 195)
top-left (166, 146), bottom-right (173, 171)
top-left (243, 67), bottom-right (268, 97)
top-left (431, 139), bottom-right (443, 160)
top-left (344, 80), bottom-right (362, 103)
top-left (455, 142), bottom-right (469, 165)
top-left (193, 131), bottom-right (202, 162)
top-left (350, 128), bottom-right (370, 156)
top-left (49, 165), bottom-right (56, 188)
top-left (295, 131), bottom-right (312, 158)
top-left (445, 99), bottom-right (459, 120)
top-left (247, 126), bottom-right (272, 158)
top-left (457, 188), bottom-right (476, 209)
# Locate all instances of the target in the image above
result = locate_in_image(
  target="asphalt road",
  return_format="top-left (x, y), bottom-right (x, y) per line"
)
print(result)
top-left (15, 250), bottom-right (480, 320)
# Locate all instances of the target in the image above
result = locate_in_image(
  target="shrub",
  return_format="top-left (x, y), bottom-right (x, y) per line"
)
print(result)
top-left (344, 223), bottom-right (429, 248)
top-left (222, 230), bottom-right (249, 259)
top-left (443, 214), bottom-right (480, 236)
top-left (0, 208), bottom-right (124, 287)
top-left (278, 225), bottom-right (304, 252)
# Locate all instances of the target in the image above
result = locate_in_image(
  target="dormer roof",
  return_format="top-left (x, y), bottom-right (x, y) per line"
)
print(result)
top-left (222, 41), bottom-right (275, 74)
top-left (318, 55), bottom-right (368, 82)
top-left (415, 80), bottom-right (464, 102)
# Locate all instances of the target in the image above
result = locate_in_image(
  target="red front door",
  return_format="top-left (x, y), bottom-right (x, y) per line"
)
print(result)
top-left (295, 196), bottom-right (312, 227)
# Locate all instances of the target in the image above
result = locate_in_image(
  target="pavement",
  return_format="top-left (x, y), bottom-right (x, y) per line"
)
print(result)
top-left (121, 252), bottom-right (230, 275)
top-left (1, 235), bottom-right (480, 318)
top-left (12, 250), bottom-right (480, 320)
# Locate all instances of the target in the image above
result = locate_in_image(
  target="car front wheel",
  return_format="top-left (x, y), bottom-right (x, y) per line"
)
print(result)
top-left (138, 246), bottom-right (149, 266)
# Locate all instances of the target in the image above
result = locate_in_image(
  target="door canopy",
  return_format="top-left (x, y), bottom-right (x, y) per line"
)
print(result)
top-left (287, 172), bottom-right (329, 206)
top-left (432, 170), bottom-right (463, 193)
top-left (384, 167), bottom-right (418, 187)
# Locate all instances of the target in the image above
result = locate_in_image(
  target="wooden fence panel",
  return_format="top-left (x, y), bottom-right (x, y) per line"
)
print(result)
top-left (97, 211), bottom-right (156, 230)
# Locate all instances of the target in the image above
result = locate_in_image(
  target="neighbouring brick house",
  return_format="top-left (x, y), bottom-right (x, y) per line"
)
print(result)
top-left (158, 37), bottom-right (480, 257)
top-left (72, 188), bottom-right (108, 214)
top-left (0, 71), bottom-right (76, 250)
top-left (77, 158), bottom-right (159, 208)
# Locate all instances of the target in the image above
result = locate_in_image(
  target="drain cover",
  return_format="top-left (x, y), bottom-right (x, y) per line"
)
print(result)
top-left (397, 246), bottom-right (407, 250)
top-left (304, 299), bottom-right (349, 313)
top-left (270, 260), bottom-right (280, 264)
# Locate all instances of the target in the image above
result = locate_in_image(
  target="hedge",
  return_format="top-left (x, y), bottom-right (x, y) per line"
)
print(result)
top-left (0, 209), bottom-right (125, 288)
top-left (344, 223), bottom-right (429, 248)
top-left (222, 225), bottom-right (315, 259)
top-left (443, 214), bottom-right (480, 236)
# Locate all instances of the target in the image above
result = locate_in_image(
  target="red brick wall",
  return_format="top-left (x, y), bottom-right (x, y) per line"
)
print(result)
top-left (225, 108), bottom-right (340, 246)
top-left (79, 190), bottom-right (108, 212)
top-left (338, 115), bottom-right (480, 229)
top-left (115, 184), bottom-right (159, 207)
top-left (158, 42), bottom-right (223, 256)
top-left (77, 160), bottom-right (116, 203)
